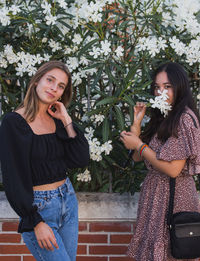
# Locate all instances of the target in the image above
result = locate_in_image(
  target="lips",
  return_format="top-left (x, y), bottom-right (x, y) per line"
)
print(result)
top-left (46, 91), bottom-right (55, 98)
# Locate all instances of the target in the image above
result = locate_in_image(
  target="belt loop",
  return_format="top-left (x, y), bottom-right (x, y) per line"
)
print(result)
top-left (58, 186), bottom-right (64, 197)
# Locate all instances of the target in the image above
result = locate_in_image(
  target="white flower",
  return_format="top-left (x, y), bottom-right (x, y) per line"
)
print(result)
top-left (157, 37), bottom-right (167, 50)
top-left (80, 56), bottom-right (89, 66)
top-left (73, 72), bottom-right (82, 85)
top-left (101, 141), bottom-right (113, 155)
top-left (57, 0), bottom-right (68, 9)
top-left (85, 127), bottom-right (95, 139)
top-left (77, 169), bottom-right (91, 182)
top-left (169, 36), bottom-right (186, 56)
top-left (0, 55), bottom-right (7, 68)
top-left (72, 34), bottom-right (82, 45)
top-left (9, 5), bottom-right (21, 15)
top-left (101, 40), bottom-right (111, 55)
top-left (45, 15), bottom-right (57, 26)
top-left (197, 94), bottom-right (200, 100)
top-left (115, 46), bottom-right (124, 57)
top-left (149, 90), bottom-right (172, 117)
top-left (81, 114), bottom-right (89, 122)
top-left (91, 114), bottom-right (105, 124)
top-left (41, 2), bottom-right (51, 14)
top-left (42, 37), bottom-right (48, 43)
top-left (0, 7), bottom-right (10, 26)
top-left (49, 39), bottom-right (62, 52)
top-left (4, 44), bottom-right (19, 64)
top-left (89, 46), bottom-right (101, 58)
top-left (66, 57), bottom-right (79, 71)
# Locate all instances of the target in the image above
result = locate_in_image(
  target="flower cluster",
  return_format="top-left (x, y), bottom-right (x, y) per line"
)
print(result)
top-left (77, 169), bottom-right (91, 182)
top-left (149, 90), bottom-right (172, 117)
top-left (85, 127), bottom-right (113, 162)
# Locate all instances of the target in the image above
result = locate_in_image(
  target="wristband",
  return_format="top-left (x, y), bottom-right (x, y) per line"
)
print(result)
top-left (138, 143), bottom-right (148, 157)
top-left (64, 122), bottom-right (72, 128)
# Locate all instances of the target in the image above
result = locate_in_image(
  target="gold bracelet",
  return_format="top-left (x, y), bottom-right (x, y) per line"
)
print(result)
top-left (64, 122), bottom-right (72, 128)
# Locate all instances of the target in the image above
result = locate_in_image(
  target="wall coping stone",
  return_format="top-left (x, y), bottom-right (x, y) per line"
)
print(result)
top-left (0, 191), bottom-right (139, 221)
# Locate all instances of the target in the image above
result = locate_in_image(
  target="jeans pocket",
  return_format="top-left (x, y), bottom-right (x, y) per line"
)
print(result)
top-left (33, 197), bottom-right (47, 212)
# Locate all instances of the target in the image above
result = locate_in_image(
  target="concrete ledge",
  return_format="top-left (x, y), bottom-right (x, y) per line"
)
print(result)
top-left (0, 191), bottom-right (138, 221)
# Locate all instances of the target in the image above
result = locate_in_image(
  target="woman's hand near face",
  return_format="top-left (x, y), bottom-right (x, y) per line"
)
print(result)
top-left (34, 222), bottom-right (59, 251)
top-left (130, 102), bottom-right (146, 136)
top-left (48, 101), bottom-right (77, 137)
top-left (47, 101), bottom-right (72, 124)
top-left (120, 131), bottom-right (143, 150)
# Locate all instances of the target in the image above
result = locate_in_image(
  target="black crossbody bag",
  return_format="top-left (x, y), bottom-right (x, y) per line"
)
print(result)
top-left (167, 113), bottom-right (200, 259)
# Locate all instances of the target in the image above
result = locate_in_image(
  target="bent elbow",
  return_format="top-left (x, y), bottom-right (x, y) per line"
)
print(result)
top-left (166, 170), bottom-right (181, 178)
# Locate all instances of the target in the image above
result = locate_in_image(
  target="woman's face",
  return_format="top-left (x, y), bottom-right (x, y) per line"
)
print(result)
top-left (154, 71), bottom-right (174, 105)
top-left (36, 68), bottom-right (68, 105)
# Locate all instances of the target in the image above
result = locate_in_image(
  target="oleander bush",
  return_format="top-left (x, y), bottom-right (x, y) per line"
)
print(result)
top-left (0, 0), bottom-right (199, 193)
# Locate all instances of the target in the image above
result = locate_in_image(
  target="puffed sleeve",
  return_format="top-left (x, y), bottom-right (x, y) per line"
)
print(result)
top-left (156, 111), bottom-right (200, 175)
top-left (0, 113), bottom-right (44, 233)
top-left (55, 120), bottom-right (90, 169)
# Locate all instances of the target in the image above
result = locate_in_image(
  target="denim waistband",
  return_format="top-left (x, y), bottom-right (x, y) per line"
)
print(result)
top-left (33, 177), bottom-right (71, 198)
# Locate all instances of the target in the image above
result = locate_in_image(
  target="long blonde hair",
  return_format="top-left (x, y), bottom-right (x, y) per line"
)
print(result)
top-left (18, 60), bottom-right (72, 122)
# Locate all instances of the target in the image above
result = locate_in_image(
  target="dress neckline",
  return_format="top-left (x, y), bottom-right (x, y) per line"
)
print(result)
top-left (12, 111), bottom-right (57, 136)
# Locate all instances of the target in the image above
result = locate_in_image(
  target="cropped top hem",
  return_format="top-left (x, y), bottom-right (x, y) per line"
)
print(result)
top-left (33, 173), bottom-right (67, 186)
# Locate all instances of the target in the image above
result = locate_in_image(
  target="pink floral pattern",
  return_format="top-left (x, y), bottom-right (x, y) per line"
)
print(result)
top-left (127, 109), bottom-right (200, 261)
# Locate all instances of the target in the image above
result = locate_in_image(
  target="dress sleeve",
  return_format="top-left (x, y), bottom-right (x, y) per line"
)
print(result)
top-left (55, 120), bottom-right (90, 169)
top-left (0, 113), bottom-right (44, 233)
top-left (156, 112), bottom-right (200, 175)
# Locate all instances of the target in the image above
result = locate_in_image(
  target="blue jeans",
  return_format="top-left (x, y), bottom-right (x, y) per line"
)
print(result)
top-left (22, 178), bottom-right (78, 261)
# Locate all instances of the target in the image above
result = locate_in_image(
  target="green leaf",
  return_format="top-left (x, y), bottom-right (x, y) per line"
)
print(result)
top-left (129, 104), bottom-right (134, 124)
top-left (78, 39), bottom-right (99, 58)
top-left (96, 97), bottom-right (117, 107)
top-left (114, 105), bottom-right (124, 130)
top-left (123, 94), bottom-right (135, 106)
top-left (125, 64), bottom-right (140, 84)
top-left (102, 118), bottom-right (109, 142)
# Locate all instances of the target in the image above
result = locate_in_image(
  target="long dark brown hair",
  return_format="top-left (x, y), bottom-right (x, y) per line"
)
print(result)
top-left (18, 60), bottom-right (72, 122)
top-left (141, 62), bottom-right (200, 143)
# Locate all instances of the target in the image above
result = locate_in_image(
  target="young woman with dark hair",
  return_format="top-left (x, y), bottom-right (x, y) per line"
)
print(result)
top-left (0, 60), bottom-right (90, 261)
top-left (120, 62), bottom-right (200, 260)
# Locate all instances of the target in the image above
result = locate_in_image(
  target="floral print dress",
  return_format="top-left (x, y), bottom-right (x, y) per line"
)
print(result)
top-left (127, 108), bottom-right (200, 261)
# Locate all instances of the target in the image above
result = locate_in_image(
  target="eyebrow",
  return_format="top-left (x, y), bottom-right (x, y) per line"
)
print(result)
top-left (47, 75), bottom-right (66, 86)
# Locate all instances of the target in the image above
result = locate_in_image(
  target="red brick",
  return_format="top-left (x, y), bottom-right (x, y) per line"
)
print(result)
top-left (0, 233), bottom-right (21, 243)
top-left (77, 244), bottom-right (87, 255)
top-left (110, 258), bottom-right (133, 261)
top-left (79, 222), bottom-right (87, 231)
top-left (2, 222), bottom-right (19, 232)
top-left (0, 257), bottom-right (21, 261)
top-left (0, 245), bottom-right (30, 254)
top-left (89, 245), bottom-right (127, 255)
top-left (89, 222), bottom-right (131, 232)
top-left (78, 234), bottom-right (107, 243)
top-left (77, 257), bottom-right (107, 261)
top-left (23, 256), bottom-right (36, 261)
top-left (110, 234), bottom-right (132, 244)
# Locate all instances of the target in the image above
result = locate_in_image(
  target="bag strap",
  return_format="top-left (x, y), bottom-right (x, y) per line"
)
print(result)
top-left (167, 112), bottom-right (198, 226)
top-left (167, 178), bottom-right (175, 226)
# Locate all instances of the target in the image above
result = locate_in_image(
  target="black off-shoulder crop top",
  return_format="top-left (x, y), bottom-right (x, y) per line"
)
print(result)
top-left (0, 112), bottom-right (90, 233)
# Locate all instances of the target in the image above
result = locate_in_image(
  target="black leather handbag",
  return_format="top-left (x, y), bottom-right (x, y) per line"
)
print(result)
top-left (167, 177), bottom-right (200, 259)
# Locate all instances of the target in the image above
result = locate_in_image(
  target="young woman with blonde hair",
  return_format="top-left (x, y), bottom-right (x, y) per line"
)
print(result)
top-left (0, 60), bottom-right (90, 261)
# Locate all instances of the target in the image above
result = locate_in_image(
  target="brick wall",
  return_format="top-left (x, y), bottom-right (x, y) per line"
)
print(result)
top-left (0, 220), bottom-right (134, 261)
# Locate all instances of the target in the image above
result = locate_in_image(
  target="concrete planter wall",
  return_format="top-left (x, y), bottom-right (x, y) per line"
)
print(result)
top-left (0, 191), bottom-right (139, 261)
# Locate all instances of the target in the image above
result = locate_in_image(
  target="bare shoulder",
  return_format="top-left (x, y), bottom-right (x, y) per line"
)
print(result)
top-left (15, 107), bottom-right (25, 117)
